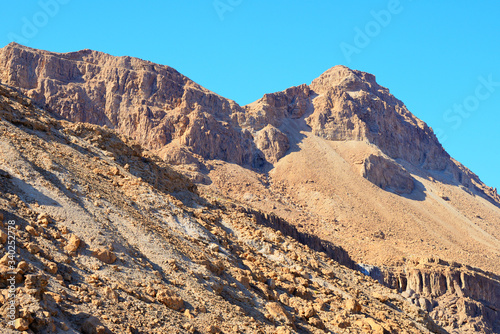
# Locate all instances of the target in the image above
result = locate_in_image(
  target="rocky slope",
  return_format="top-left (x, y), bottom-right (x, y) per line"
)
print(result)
top-left (0, 84), bottom-right (450, 333)
top-left (1, 43), bottom-right (500, 333)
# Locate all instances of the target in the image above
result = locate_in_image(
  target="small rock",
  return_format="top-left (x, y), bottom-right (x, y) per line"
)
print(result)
top-left (300, 304), bottom-right (316, 319)
top-left (81, 316), bottom-right (107, 334)
top-left (275, 326), bottom-right (292, 334)
top-left (145, 286), bottom-right (156, 297)
top-left (364, 317), bottom-right (387, 334)
top-left (17, 261), bottom-right (29, 272)
top-left (27, 243), bottom-right (41, 254)
top-left (182, 323), bottom-right (196, 333)
top-left (45, 291), bottom-right (63, 303)
top-left (92, 248), bottom-right (117, 264)
top-left (0, 230), bottom-right (7, 244)
top-left (266, 302), bottom-right (294, 327)
top-left (0, 253), bottom-right (11, 265)
top-left (401, 289), bottom-right (415, 299)
top-left (103, 286), bottom-right (119, 303)
top-left (208, 243), bottom-right (219, 252)
top-left (419, 297), bottom-right (432, 312)
top-left (345, 299), bottom-right (362, 314)
top-left (439, 192), bottom-right (450, 201)
top-left (196, 305), bottom-right (207, 313)
top-left (321, 269), bottom-right (335, 278)
top-left (64, 234), bottom-right (81, 252)
top-left (205, 325), bottom-right (222, 333)
top-left (184, 309), bottom-right (195, 319)
top-left (234, 272), bottom-right (250, 288)
top-left (156, 289), bottom-right (184, 311)
top-left (333, 314), bottom-right (351, 328)
top-left (38, 217), bottom-right (51, 227)
top-left (372, 291), bottom-right (388, 303)
top-left (26, 225), bottom-right (39, 236)
top-left (308, 317), bottom-right (326, 331)
top-left (14, 318), bottom-right (30, 331)
top-left (46, 262), bottom-right (58, 274)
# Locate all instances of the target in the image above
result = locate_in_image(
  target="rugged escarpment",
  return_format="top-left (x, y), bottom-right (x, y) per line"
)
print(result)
top-left (0, 83), bottom-right (445, 333)
top-left (1, 43), bottom-right (500, 333)
top-left (245, 66), bottom-right (497, 202)
top-left (0, 42), bottom-right (253, 165)
top-left (367, 258), bottom-right (500, 333)
top-left (307, 66), bottom-right (447, 170)
top-left (1, 43), bottom-right (498, 204)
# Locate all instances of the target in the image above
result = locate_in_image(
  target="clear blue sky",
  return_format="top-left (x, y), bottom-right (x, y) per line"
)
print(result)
top-left (2, 1), bottom-right (499, 190)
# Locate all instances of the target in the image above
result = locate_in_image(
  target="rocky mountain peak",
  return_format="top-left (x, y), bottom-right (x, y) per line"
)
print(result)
top-left (307, 65), bottom-right (443, 167)
top-left (310, 65), bottom-right (377, 93)
top-left (0, 44), bottom-right (497, 203)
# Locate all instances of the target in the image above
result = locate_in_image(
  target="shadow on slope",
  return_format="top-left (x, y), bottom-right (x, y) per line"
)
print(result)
top-left (240, 206), bottom-right (356, 270)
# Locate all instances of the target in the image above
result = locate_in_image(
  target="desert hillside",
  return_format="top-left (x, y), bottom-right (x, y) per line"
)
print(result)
top-left (0, 83), bottom-right (449, 333)
top-left (1, 43), bottom-right (499, 333)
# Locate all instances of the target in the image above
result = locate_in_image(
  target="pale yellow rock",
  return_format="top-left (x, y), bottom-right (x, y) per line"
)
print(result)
top-left (26, 225), bottom-right (39, 236)
top-left (27, 243), bottom-right (41, 254)
top-left (92, 248), bottom-right (117, 264)
top-left (64, 234), bottom-right (81, 252)
top-left (156, 289), bottom-right (184, 311)
top-left (102, 286), bottom-right (118, 303)
top-left (345, 299), bottom-right (362, 314)
top-left (17, 261), bottom-right (29, 272)
top-left (372, 291), bottom-right (388, 303)
top-left (14, 318), bottom-right (30, 331)
top-left (46, 262), bottom-right (58, 274)
top-left (265, 302), bottom-right (294, 327)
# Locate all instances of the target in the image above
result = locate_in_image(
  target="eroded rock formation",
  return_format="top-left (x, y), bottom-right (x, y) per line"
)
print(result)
top-left (1, 43), bottom-right (500, 333)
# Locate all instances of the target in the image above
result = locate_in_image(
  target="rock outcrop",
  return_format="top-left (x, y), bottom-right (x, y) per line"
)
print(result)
top-left (242, 84), bottom-right (313, 129)
top-left (254, 125), bottom-right (290, 164)
top-left (307, 66), bottom-right (446, 171)
top-left (362, 154), bottom-right (415, 194)
top-left (370, 258), bottom-right (500, 333)
top-left (0, 42), bottom-right (253, 165)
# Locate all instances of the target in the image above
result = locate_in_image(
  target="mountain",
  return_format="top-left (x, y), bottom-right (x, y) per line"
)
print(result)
top-left (0, 42), bottom-right (252, 165)
top-left (1, 43), bottom-right (499, 333)
top-left (0, 83), bottom-right (448, 334)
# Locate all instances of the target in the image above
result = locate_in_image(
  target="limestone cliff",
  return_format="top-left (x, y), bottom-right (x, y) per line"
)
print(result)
top-left (2, 43), bottom-right (500, 334)
top-left (0, 42), bottom-right (253, 165)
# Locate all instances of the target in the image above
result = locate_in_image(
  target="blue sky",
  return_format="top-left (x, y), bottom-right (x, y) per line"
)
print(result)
top-left (2, 1), bottom-right (499, 190)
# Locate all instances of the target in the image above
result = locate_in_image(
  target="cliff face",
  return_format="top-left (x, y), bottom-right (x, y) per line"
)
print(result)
top-left (1, 43), bottom-right (500, 333)
top-left (243, 65), bottom-right (499, 203)
top-left (371, 258), bottom-right (500, 333)
top-left (0, 43), bottom-right (253, 165)
top-left (1, 43), bottom-right (498, 202)
top-left (308, 66), bottom-right (448, 170)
